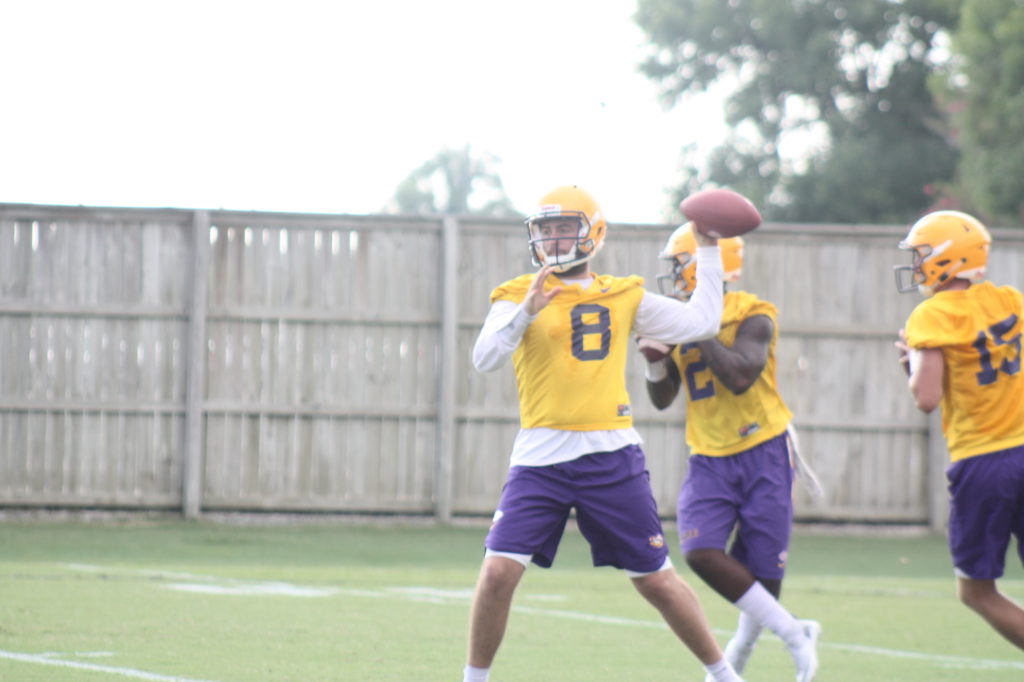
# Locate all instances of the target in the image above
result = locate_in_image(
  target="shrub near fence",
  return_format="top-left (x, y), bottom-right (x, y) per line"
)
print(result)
top-left (2, 203), bottom-right (1023, 526)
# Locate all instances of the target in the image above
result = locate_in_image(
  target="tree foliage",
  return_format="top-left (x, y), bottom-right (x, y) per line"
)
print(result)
top-left (948, 0), bottom-right (1024, 225)
top-left (635, 0), bottom-right (961, 223)
top-left (387, 145), bottom-right (519, 217)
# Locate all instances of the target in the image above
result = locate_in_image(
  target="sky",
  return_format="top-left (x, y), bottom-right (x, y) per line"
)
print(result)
top-left (0, 0), bottom-right (730, 224)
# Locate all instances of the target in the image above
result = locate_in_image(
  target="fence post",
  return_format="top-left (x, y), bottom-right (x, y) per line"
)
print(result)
top-left (926, 410), bottom-right (948, 531)
top-left (183, 210), bottom-right (210, 518)
top-left (435, 216), bottom-right (459, 523)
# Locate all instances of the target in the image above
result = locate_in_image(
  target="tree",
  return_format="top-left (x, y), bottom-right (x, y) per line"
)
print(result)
top-left (635, 0), bottom-right (961, 223)
top-left (946, 0), bottom-right (1024, 225)
top-left (386, 145), bottom-right (520, 217)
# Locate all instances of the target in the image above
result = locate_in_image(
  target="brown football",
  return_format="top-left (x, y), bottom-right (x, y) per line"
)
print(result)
top-left (680, 188), bottom-right (762, 238)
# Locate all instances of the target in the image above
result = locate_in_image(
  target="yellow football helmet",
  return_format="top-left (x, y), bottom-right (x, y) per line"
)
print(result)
top-left (656, 222), bottom-right (743, 299)
top-left (525, 185), bottom-right (607, 273)
top-left (895, 210), bottom-right (991, 296)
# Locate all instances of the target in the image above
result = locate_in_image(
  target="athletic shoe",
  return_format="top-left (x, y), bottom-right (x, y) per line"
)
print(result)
top-left (789, 619), bottom-right (821, 682)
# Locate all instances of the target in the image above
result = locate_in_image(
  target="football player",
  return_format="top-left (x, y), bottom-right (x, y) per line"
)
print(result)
top-left (639, 223), bottom-right (821, 682)
top-left (895, 210), bottom-right (1024, 650)
top-left (465, 186), bottom-right (743, 682)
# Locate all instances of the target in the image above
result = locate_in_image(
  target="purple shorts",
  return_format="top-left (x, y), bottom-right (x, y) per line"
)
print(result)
top-left (676, 432), bottom-right (794, 580)
top-left (946, 444), bottom-right (1024, 580)
top-left (485, 444), bottom-right (669, 573)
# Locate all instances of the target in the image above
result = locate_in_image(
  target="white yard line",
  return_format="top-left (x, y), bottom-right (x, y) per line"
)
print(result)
top-left (54, 564), bottom-right (1024, 674)
top-left (0, 650), bottom-right (217, 681)
top-left (385, 587), bottom-right (1024, 672)
top-left (823, 642), bottom-right (1024, 671)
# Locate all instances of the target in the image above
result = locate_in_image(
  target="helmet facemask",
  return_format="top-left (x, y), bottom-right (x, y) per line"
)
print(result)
top-left (894, 242), bottom-right (940, 296)
top-left (656, 254), bottom-right (695, 300)
top-left (656, 222), bottom-right (743, 300)
top-left (526, 212), bottom-right (602, 273)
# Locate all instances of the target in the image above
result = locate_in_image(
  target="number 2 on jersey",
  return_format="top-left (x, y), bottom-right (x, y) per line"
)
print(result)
top-left (680, 343), bottom-right (715, 400)
top-left (973, 314), bottom-right (1021, 386)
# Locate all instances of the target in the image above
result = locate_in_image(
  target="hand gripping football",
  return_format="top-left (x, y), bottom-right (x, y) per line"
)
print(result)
top-left (679, 188), bottom-right (762, 238)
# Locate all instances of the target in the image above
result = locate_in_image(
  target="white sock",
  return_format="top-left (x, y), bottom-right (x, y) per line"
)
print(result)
top-left (734, 609), bottom-right (764, 646)
top-left (703, 656), bottom-right (742, 682)
top-left (734, 581), bottom-right (802, 646)
top-left (463, 664), bottom-right (489, 682)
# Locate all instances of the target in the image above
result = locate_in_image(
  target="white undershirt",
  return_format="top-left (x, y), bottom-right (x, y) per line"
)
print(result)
top-left (472, 246), bottom-right (724, 467)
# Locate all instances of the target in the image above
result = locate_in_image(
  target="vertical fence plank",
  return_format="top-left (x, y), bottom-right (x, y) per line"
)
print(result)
top-left (926, 410), bottom-right (948, 530)
top-left (183, 210), bottom-right (210, 517)
top-left (434, 216), bottom-right (459, 522)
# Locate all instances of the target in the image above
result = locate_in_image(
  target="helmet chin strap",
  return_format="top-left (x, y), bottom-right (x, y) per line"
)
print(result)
top-left (549, 255), bottom-right (585, 273)
top-left (544, 243), bottom-right (593, 273)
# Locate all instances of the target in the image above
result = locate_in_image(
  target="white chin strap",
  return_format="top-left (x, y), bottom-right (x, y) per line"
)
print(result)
top-left (547, 253), bottom-right (586, 273)
top-left (544, 240), bottom-right (603, 272)
top-left (541, 239), bottom-right (585, 271)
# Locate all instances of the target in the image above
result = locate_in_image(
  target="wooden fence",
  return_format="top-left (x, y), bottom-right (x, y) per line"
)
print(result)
top-left (2, 203), bottom-right (1023, 526)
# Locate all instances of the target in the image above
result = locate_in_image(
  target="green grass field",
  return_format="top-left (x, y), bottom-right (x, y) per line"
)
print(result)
top-left (0, 517), bottom-right (1022, 681)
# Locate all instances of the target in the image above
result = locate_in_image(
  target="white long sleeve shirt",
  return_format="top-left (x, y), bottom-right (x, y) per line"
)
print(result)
top-left (472, 245), bottom-right (724, 466)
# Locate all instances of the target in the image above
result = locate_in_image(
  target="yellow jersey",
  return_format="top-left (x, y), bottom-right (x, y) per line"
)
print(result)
top-left (670, 290), bottom-right (792, 456)
top-left (490, 273), bottom-right (645, 430)
top-left (905, 281), bottom-right (1024, 462)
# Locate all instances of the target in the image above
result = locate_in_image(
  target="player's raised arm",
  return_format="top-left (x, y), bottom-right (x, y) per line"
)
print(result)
top-left (634, 246), bottom-right (724, 345)
top-left (684, 241), bottom-right (726, 339)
